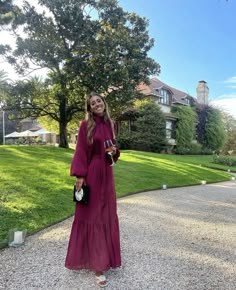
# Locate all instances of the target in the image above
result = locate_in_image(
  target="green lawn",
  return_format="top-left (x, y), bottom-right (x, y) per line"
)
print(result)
top-left (114, 150), bottom-right (234, 195)
top-left (0, 146), bottom-right (74, 247)
top-left (0, 146), bottom-right (233, 247)
top-left (154, 152), bottom-right (236, 171)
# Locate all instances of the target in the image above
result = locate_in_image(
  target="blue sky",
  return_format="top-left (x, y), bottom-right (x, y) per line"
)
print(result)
top-left (1, 0), bottom-right (236, 116)
top-left (119, 0), bottom-right (236, 117)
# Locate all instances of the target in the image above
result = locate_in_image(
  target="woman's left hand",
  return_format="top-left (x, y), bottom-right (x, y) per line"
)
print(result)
top-left (105, 145), bottom-right (117, 155)
top-left (75, 177), bottom-right (85, 191)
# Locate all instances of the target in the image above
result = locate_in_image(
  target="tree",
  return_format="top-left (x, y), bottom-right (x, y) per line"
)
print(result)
top-left (195, 104), bottom-right (226, 152)
top-left (195, 104), bottom-right (210, 145)
top-left (131, 99), bottom-right (166, 152)
top-left (0, 0), bottom-right (15, 26)
top-left (0, 69), bottom-right (10, 86)
top-left (172, 105), bottom-right (197, 153)
top-left (0, 70), bottom-right (10, 115)
top-left (1, 0), bottom-right (160, 147)
top-left (0, 70), bottom-right (18, 144)
top-left (204, 107), bottom-right (226, 151)
top-left (219, 111), bottom-right (236, 153)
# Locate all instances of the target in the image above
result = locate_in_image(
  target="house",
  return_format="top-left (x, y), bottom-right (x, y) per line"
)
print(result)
top-left (125, 78), bottom-right (209, 147)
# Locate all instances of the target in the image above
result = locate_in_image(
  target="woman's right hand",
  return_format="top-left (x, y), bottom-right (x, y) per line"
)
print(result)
top-left (76, 177), bottom-right (85, 191)
top-left (105, 145), bottom-right (117, 156)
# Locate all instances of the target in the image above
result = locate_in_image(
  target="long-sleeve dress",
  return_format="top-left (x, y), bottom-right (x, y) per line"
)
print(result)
top-left (65, 116), bottom-right (121, 272)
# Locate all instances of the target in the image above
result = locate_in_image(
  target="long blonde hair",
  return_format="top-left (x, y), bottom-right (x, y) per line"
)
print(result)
top-left (85, 92), bottom-right (115, 144)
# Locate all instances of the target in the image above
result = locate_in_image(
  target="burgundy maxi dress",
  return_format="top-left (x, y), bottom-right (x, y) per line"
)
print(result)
top-left (65, 116), bottom-right (121, 272)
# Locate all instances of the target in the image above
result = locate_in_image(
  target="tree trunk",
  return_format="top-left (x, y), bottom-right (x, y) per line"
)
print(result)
top-left (58, 94), bottom-right (69, 148)
top-left (59, 120), bottom-right (68, 148)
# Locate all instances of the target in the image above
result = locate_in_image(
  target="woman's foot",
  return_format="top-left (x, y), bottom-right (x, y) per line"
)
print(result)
top-left (95, 272), bottom-right (108, 288)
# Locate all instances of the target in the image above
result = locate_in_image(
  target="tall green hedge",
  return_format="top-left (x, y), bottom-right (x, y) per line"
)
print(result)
top-left (172, 106), bottom-right (197, 154)
top-left (205, 107), bottom-right (226, 151)
top-left (131, 100), bottom-right (166, 152)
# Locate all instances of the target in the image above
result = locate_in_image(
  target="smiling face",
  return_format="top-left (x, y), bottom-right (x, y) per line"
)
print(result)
top-left (89, 95), bottom-right (105, 116)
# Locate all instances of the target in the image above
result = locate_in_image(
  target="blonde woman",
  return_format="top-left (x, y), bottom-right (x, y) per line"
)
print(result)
top-left (65, 92), bottom-right (121, 287)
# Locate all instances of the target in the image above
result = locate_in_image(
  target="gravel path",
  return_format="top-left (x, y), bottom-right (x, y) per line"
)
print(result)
top-left (0, 181), bottom-right (236, 290)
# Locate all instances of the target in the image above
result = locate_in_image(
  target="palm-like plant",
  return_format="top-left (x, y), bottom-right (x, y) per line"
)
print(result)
top-left (0, 69), bottom-right (10, 85)
top-left (0, 70), bottom-right (11, 108)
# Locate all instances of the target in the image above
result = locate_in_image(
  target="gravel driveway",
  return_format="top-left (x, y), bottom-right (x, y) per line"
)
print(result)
top-left (0, 181), bottom-right (236, 290)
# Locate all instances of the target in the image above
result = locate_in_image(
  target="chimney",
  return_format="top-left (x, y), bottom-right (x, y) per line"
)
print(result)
top-left (196, 80), bottom-right (209, 104)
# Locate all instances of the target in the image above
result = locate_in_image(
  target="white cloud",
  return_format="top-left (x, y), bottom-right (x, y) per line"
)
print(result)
top-left (213, 93), bottom-right (236, 99)
top-left (224, 76), bottom-right (236, 84)
top-left (210, 96), bottom-right (236, 118)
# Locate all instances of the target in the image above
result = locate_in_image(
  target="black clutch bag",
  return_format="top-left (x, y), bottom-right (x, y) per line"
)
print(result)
top-left (73, 184), bottom-right (89, 204)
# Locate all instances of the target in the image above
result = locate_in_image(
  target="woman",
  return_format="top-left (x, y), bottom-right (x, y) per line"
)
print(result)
top-left (65, 92), bottom-right (121, 287)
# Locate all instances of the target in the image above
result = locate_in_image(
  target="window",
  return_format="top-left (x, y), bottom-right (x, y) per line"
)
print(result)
top-left (185, 97), bottom-right (190, 105)
top-left (160, 89), bottom-right (170, 105)
top-left (166, 120), bottom-right (175, 139)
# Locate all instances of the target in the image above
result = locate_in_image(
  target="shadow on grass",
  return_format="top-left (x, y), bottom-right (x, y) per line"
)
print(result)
top-left (0, 146), bottom-right (75, 246)
top-left (0, 147), bottom-right (232, 249)
top-left (115, 155), bottom-right (231, 197)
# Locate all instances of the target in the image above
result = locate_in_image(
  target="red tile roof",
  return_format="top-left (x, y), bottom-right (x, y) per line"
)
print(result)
top-left (137, 78), bottom-right (195, 106)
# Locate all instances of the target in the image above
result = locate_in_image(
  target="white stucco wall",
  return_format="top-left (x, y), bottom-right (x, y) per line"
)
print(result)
top-left (159, 104), bottom-right (171, 113)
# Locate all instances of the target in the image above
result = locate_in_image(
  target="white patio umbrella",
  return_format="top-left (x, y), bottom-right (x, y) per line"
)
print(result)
top-left (5, 131), bottom-right (21, 138)
top-left (17, 130), bottom-right (39, 137)
top-left (35, 128), bottom-right (54, 134)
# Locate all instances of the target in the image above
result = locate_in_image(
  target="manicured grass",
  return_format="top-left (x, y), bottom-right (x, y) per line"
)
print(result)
top-left (114, 150), bottom-right (233, 196)
top-left (0, 146), bottom-right (233, 247)
top-left (0, 146), bottom-right (75, 246)
top-left (155, 153), bottom-right (236, 172)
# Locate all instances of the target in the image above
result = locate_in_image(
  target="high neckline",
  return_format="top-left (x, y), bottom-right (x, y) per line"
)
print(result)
top-left (94, 114), bottom-right (105, 123)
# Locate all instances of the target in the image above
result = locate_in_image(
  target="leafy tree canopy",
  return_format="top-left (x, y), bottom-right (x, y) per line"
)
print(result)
top-left (1, 0), bottom-right (160, 147)
top-left (221, 111), bottom-right (236, 154)
top-left (0, 70), bottom-right (11, 110)
top-left (0, 0), bottom-right (14, 26)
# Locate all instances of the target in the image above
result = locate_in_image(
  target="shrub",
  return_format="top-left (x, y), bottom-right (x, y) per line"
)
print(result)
top-left (132, 100), bottom-right (167, 152)
top-left (175, 143), bottom-right (213, 155)
top-left (213, 154), bottom-right (236, 166)
top-left (117, 134), bottom-right (133, 149)
top-left (178, 143), bottom-right (201, 155)
top-left (175, 143), bottom-right (200, 155)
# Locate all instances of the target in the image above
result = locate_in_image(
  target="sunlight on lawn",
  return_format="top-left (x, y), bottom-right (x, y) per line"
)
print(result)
top-left (120, 152), bottom-right (214, 180)
top-left (0, 146), bottom-right (233, 246)
top-left (2, 146), bottom-right (36, 160)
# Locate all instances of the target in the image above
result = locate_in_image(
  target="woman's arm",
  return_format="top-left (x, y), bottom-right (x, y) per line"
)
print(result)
top-left (70, 120), bottom-right (89, 178)
top-left (112, 121), bottom-right (120, 163)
